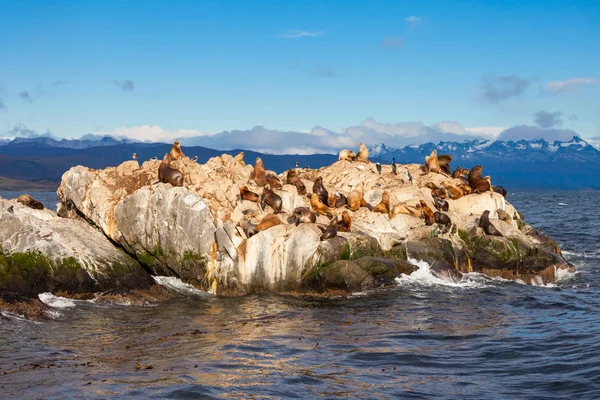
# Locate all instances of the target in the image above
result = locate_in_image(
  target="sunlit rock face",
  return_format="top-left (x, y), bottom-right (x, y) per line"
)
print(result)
top-left (54, 152), bottom-right (573, 296)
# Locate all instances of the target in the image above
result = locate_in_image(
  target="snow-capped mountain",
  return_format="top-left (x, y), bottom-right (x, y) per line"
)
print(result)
top-left (0, 135), bottom-right (137, 149)
top-left (370, 136), bottom-right (600, 164)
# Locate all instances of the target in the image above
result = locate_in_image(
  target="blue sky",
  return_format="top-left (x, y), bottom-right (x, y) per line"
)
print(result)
top-left (0, 0), bottom-right (598, 149)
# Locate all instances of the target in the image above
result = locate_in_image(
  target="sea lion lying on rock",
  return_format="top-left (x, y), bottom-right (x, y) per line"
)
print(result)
top-left (256, 214), bottom-right (284, 232)
top-left (338, 211), bottom-right (352, 232)
top-left (290, 207), bottom-right (317, 226)
top-left (497, 208), bottom-right (513, 224)
top-left (261, 186), bottom-right (283, 213)
top-left (286, 169), bottom-right (306, 195)
top-left (493, 185), bottom-right (507, 198)
top-left (434, 211), bottom-right (452, 233)
top-left (158, 154), bottom-right (184, 187)
top-left (432, 195), bottom-right (449, 212)
top-left (240, 185), bottom-right (260, 202)
top-left (338, 149), bottom-right (356, 161)
top-left (17, 194), bottom-right (44, 210)
top-left (373, 191), bottom-right (391, 214)
top-left (310, 193), bottom-right (333, 217)
top-left (347, 182), bottom-right (365, 212)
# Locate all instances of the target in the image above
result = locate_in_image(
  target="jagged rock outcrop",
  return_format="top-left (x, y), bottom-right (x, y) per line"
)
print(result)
top-left (0, 198), bottom-right (152, 296)
top-left (52, 152), bottom-right (573, 296)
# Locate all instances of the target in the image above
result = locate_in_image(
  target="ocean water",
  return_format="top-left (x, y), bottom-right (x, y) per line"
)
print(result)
top-left (1, 190), bottom-right (599, 399)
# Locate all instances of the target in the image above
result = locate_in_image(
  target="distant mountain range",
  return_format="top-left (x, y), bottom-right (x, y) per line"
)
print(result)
top-left (0, 135), bottom-right (599, 190)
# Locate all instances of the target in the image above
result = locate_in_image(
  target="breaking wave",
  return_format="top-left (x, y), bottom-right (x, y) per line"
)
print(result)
top-left (38, 293), bottom-right (76, 308)
top-left (152, 276), bottom-right (213, 297)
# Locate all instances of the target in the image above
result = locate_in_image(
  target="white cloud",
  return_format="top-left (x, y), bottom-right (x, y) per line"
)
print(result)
top-left (545, 77), bottom-right (598, 93)
top-left (405, 16), bottom-right (422, 25)
top-left (586, 136), bottom-right (600, 150)
top-left (464, 126), bottom-right (507, 138)
top-left (278, 30), bottom-right (323, 39)
top-left (96, 125), bottom-right (215, 143)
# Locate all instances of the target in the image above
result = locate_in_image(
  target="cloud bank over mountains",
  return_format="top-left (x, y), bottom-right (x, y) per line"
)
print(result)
top-left (2, 115), bottom-right (589, 154)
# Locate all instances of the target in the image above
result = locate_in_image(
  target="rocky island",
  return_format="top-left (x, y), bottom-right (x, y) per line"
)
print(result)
top-left (0, 141), bottom-right (575, 313)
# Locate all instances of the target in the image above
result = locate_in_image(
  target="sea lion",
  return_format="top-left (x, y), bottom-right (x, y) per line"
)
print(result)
top-left (373, 191), bottom-right (391, 214)
top-left (493, 185), bottom-right (507, 198)
top-left (250, 157), bottom-right (268, 186)
top-left (497, 208), bottom-right (513, 224)
top-left (389, 203), bottom-right (421, 219)
top-left (336, 211), bottom-right (352, 232)
top-left (310, 193), bottom-right (333, 217)
top-left (312, 177), bottom-right (329, 205)
top-left (360, 198), bottom-right (374, 211)
top-left (458, 181), bottom-right (472, 195)
top-left (338, 149), bottom-right (356, 161)
top-left (425, 149), bottom-right (441, 173)
top-left (240, 185), bottom-right (260, 202)
top-left (266, 173), bottom-right (283, 189)
top-left (291, 207), bottom-right (317, 226)
top-left (432, 195), bottom-right (449, 212)
top-left (452, 167), bottom-right (464, 179)
top-left (286, 169), bottom-right (307, 195)
top-left (479, 210), bottom-right (503, 236)
top-left (239, 217), bottom-right (258, 238)
top-left (169, 140), bottom-right (185, 161)
top-left (256, 214), bottom-right (284, 232)
top-left (432, 187), bottom-right (448, 199)
top-left (419, 200), bottom-right (435, 225)
top-left (356, 142), bottom-right (369, 163)
top-left (444, 184), bottom-right (463, 200)
top-left (16, 194), bottom-right (44, 210)
top-left (437, 154), bottom-right (452, 175)
top-left (261, 186), bottom-right (283, 213)
top-left (319, 216), bottom-right (339, 241)
top-left (468, 165), bottom-right (491, 193)
top-left (328, 192), bottom-right (346, 208)
top-left (158, 154), bottom-right (184, 187)
top-left (434, 211), bottom-right (452, 233)
top-left (234, 151), bottom-right (245, 166)
top-left (346, 182), bottom-right (365, 211)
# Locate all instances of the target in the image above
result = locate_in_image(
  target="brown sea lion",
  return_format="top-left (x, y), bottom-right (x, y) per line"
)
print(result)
top-left (337, 211), bottom-right (352, 232)
top-left (419, 200), bottom-right (435, 225)
top-left (497, 208), bottom-right (513, 224)
top-left (389, 203), bottom-right (421, 219)
top-left (425, 182), bottom-right (438, 190)
top-left (338, 149), bottom-right (356, 161)
top-left (432, 187), bottom-right (448, 199)
top-left (240, 185), bottom-right (259, 202)
top-left (158, 154), bottom-right (184, 187)
top-left (360, 198), bottom-right (374, 211)
top-left (310, 193), bottom-right (333, 217)
top-left (373, 191), bottom-right (391, 214)
top-left (261, 186), bottom-right (283, 213)
top-left (319, 216), bottom-right (338, 241)
top-left (452, 167), bottom-right (464, 179)
top-left (234, 151), bottom-right (245, 166)
top-left (286, 169), bottom-right (307, 195)
top-left (444, 184), bottom-right (463, 200)
top-left (334, 193), bottom-right (347, 208)
top-left (312, 177), bottom-right (329, 205)
top-left (479, 210), bottom-right (502, 236)
top-left (356, 142), bottom-right (369, 163)
top-left (437, 154), bottom-right (452, 175)
top-left (16, 194), bottom-right (44, 210)
top-left (291, 207), bottom-right (317, 226)
top-left (484, 176), bottom-right (492, 189)
top-left (239, 217), bottom-right (258, 238)
top-left (434, 211), bottom-right (452, 233)
top-left (458, 182), bottom-right (472, 195)
top-left (493, 185), bottom-right (508, 198)
top-left (250, 157), bottom-right (268, 186)
top-left (266, 173), bottom-right (283, 189)
top-left (432, 195), bottom-right (449, 212)
top-left (346, 182), bottom-right (365, 211)
top-left (425, 149), bottom-right (441, 173)
top-left (468, 166), bottom-right (491, 193)
top-left (169, 140), bottom-right (185, 161)
top-left (256, 214), bottom-right (284, 232)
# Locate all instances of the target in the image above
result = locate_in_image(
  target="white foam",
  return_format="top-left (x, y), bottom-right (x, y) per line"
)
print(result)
top-left (152, 276), bottom-right (213, 297)
top-left (44, 309), bottom-right (63, 319)
top-left (558, 202), bottom-right (568, 206)
top-left (38, 293), bottom-right (76, 308)
top-left (394, 258), bottom-right (487, 288)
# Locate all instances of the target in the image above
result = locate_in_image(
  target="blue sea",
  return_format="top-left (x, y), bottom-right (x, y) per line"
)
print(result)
top-left (1, 190), bottom-right (599, 399)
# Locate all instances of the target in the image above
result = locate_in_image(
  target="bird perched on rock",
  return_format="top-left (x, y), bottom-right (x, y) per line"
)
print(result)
top-left (306, 165), bottom-right (311, 170)
top-left (132, 153), bottom-right (138, 160)
top-left (150, 156), bottom-right (158, 161)
top-left (391, 158), bottom-right (397, 175)
top-left (191, 155), bottom-right (198, 162)
top-left (7, 205), bottom-right (14, 213)
top-left (376, 162), bottom-right (382, 175)
top-left (406, 167), bottom-right (412, 184)
top-left (295, 161), bottom-right (299, 168)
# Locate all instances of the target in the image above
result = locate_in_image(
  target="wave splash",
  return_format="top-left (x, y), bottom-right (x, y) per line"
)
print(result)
top-left (38, 293), bottom-right (76, 308)
top-left (395, 258), bottom-right (488, 289)
top-left (152, 276), bottom-right (213, 297)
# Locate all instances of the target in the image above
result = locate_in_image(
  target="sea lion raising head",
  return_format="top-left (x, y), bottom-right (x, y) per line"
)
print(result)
top-left (319, 216), bottom-right (339, 241)
top-left (17, 194), bottom-right (44, 210)
top-left (312, 177), bottom-right (329, 205)
top-left (310, 193), bottom-right (333, 218)
top-left (346, 182), bottom-right (365, 211)
top-left (424, 149), bottom-right (441, 173)
top-left (158, 154), bottom-right (184, 187)
top-left (497, 208), bottom-right (513, 224)
top-left (479, 210), bottom-right (503, 236)
top-left (356, 142), bottom-right (370, 163)
top-left (338, 149), bottom-right (356, 161)
top-left (240, 185), bottom-right (260, 202)
top-left (419, 200), bottom-right (435, 225)
top-left (286, 169), bottom-right (306, 195)
top-left (373, 191), bottom-right (391, 214)
top-left (437, 154), bottom-right (452, 175)
top-left (338, 211), bottom-right (352, 232)
top-left (234, 151), bottom-right (245, 166)
top-left (261, 186), bottom-right (283, 213)
top-left (169, 140), bottom-right (185, 161)
top-left (250, 157), bottom-right (268, 186)
top-left (468, 166), bottom-right (491, 193)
